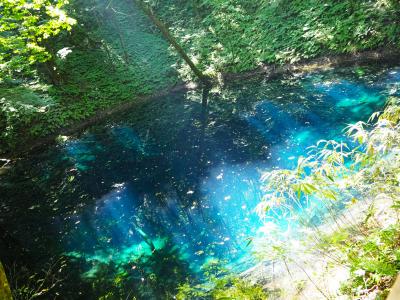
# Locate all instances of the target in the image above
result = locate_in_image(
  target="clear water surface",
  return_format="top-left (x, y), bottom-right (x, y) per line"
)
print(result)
top-left (1, 64), bottom-right (399, 299)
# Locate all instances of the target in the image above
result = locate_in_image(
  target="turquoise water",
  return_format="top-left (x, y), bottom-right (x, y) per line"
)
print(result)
top-left (1, 64), bottom-right (399, 298)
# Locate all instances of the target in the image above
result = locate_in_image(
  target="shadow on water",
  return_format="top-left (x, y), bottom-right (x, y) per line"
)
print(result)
top-left (0, 64), bottom-right (399, 298)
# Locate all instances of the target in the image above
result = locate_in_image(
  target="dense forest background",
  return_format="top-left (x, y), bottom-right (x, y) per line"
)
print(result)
top-left (1, 0), bottom-right (399, 154)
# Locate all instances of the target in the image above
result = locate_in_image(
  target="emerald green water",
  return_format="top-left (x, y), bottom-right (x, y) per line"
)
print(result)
top-left (0, 64), bottom-right (399, 299)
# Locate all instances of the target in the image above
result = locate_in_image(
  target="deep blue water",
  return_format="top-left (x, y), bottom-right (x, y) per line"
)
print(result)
top-left (1, 64), bottom-right (399, 299)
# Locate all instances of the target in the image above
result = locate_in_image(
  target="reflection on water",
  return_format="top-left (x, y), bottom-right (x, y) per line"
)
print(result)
top-left (1, 65), bottom-right (399, 298)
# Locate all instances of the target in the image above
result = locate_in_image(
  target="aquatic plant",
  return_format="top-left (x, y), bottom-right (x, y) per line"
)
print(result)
top-left (6, 257), bottom-right (68, 300)
top-left (176, 259), bottom-right (269, 300)
top-left (64, 237), bottom-right (193, 299)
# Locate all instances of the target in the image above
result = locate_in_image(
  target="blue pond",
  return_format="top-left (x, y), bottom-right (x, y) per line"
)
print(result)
top-left (1, 64), bottom-right (399, 298)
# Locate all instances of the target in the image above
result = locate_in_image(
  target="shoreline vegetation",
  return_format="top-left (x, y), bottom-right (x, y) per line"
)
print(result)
top-left (2, 49), bottom-right (399, 159)
top-left (1, 0), bottom-right (400, 157)
top-left (254, 96), bottom-right (400, 299)
top-left (176, 96), bottom-right (400, 299)
top-left (242, 182), bottom-right (398, 299)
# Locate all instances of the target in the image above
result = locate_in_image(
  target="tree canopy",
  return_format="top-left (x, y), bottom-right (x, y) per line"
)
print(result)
top-left (0, 0), bottom-right (76, 80)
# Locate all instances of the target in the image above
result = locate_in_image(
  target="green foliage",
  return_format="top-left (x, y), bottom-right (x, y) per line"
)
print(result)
top-left (258, 97), bottom-right (400, 219)
top-left (154, 0), bottom-right (400, 77)
top-left (319, 224), bottom-right (400, 299)
top-left (0, 0), bottom-right (76, 79)
top-left (258, 97), bottom-right (400, 298)
top-left (2, 0), bottom-right (399, 153)
top-left (0, 83), bottom-right (53, 149)
top-left (0, 0), bottom-right (181, 153)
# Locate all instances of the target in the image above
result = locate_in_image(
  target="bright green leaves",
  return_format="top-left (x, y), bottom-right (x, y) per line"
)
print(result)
top-left (258, 97), bottom-right (400, 221)
top-left (340, 224), bottom-right (400, 297)
top-left (256, 97), bottom-right (400, 298)
top-left (258, 141), bottom-right (347, 217)
top-left (0, 0), bottom-right (76, 79)
top-left (155, 0), bottom-right (400, 78)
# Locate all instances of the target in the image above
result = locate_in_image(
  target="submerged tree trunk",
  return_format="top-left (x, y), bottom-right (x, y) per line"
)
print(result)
top-left (134, 0), bottom-right (210, 85)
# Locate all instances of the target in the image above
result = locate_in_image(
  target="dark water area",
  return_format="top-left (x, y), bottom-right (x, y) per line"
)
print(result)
top-left (1, 64), bottom-right (399, 299)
